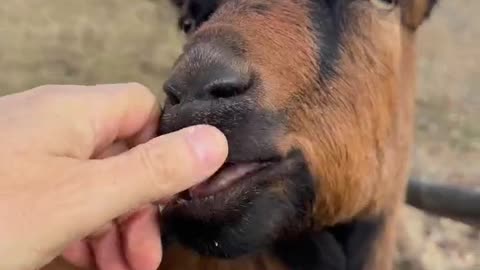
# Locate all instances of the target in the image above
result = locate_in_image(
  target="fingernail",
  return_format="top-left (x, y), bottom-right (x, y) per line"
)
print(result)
top-left (184, 125), bottom-right (228, 168)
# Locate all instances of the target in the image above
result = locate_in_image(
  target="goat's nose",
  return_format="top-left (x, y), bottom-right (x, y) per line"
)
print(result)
top-left (164, 58), bottom-right (251, 104)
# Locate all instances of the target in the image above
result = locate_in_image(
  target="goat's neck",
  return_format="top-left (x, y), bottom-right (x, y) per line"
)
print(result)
top-left (160, 244), bottom-right (287, 270)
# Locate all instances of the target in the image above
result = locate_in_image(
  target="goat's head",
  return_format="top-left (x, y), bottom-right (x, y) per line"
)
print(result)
top-left (159, 0), bottom-right (437, 259)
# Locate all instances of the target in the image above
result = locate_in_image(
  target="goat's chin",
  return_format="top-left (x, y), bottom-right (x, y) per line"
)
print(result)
top-left (162, 193), bottom-right (296, 258)
top-left (161, 150), bottom-right (316, 258)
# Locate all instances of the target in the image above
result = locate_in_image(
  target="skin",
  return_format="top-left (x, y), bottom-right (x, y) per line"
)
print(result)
top-left (0, 83), bottom-right (228, 270)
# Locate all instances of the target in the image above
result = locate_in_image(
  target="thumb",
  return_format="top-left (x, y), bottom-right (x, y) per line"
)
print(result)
top-left (107, 124), bottom-right (229, 203)
top-left (67, 125), bottom-right (228, 238)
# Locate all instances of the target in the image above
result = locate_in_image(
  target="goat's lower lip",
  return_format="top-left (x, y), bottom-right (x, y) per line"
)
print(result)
top-left (179, 162), bottom-right (273, 200)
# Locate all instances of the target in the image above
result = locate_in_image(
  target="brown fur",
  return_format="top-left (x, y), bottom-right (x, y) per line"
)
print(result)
top-left (279, 4), bottom-right (415, 269)
top-left (161, 244), bottom-right (287, 270)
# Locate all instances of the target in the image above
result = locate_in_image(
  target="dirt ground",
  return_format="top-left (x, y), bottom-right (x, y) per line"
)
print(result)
top-left (0, 1), bottom-right (478, 270)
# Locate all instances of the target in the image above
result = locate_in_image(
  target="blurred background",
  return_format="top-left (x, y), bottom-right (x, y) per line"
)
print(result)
top-left (0, 1), bottom-right (477, 269)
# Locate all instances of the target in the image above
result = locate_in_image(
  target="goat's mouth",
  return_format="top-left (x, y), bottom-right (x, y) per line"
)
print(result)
top-left (161, 157), bottom-right (285, 223)
top-left (182, 162), bottom-right (274, 200)
top-left (160, 150), bottom-right (309, 253)
top-left (170, 160), bottom-right (278, 205)
top-left (161, 150), bottom-right (305, 219)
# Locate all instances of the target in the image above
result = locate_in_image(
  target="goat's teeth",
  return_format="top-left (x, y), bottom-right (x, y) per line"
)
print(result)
top-left (177, 198), bottom-right (187, 204)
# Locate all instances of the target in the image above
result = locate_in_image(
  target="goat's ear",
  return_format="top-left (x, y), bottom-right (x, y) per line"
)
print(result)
top-left (401, 0), bottom-right (438, 30)
top-left (169, 0), bottom-right (219, 33)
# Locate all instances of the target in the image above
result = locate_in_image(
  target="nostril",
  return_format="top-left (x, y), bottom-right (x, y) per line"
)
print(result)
top-left (164, 84), bottom-right (181, 105)
top-left (205, 76), bottom-right (252, 99)
top-left (208, 82), bottom-right (244, 99)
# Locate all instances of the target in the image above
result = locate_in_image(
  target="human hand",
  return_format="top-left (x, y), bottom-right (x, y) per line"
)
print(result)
top-left (0, 83), bottom-right (228, 270)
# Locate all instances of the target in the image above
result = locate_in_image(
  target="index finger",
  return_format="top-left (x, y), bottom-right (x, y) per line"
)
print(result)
top-left (31, 83), bottom-right (160, 158)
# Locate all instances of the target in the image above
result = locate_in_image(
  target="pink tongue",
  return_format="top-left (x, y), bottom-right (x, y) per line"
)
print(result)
top-left (189, 163), bottom-right (264, 199)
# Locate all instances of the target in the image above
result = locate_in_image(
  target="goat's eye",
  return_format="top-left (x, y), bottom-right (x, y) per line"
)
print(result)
top-left (370, 0), bottom-right (397, 10)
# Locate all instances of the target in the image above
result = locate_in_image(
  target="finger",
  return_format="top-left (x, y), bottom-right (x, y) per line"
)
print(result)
top-left (94, 124), bottom-right (228, 207)
top-left (120, 206), bottom-right (162, 270)
top-left (88, 222), bottom-right (115, 240)
top-left (89, 225), bottom-right (130, 270)
top-left (52, 125), bottom-right (227, 246)
top-left (30, 83), bottom-right (160, 158)
top-left (62, 240), bottom-right (95, 269)
top-left (62, 206), bottom-right (156, 269)
top-left (95, 141), bottom-right (130, 159)
top-left (127, 110), bottom-right (159, 148)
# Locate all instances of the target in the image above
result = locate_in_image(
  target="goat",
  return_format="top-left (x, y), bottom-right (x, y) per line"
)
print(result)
top-left (157, 1), bottom-right (479, 270)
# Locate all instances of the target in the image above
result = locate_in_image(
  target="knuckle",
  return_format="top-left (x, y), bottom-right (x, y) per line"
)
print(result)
top-left (86, 222), bottom-right (114, 241)
top-left (135, 144), bottom-right (175, 194)
top-left (122, 82), bottom-right (158, 108)
top-left (126, 82), bottom-right (154, 98)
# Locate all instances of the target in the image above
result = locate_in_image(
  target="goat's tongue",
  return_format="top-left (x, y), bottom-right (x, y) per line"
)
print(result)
top-left (189, 163), bottom-right (264, 199)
